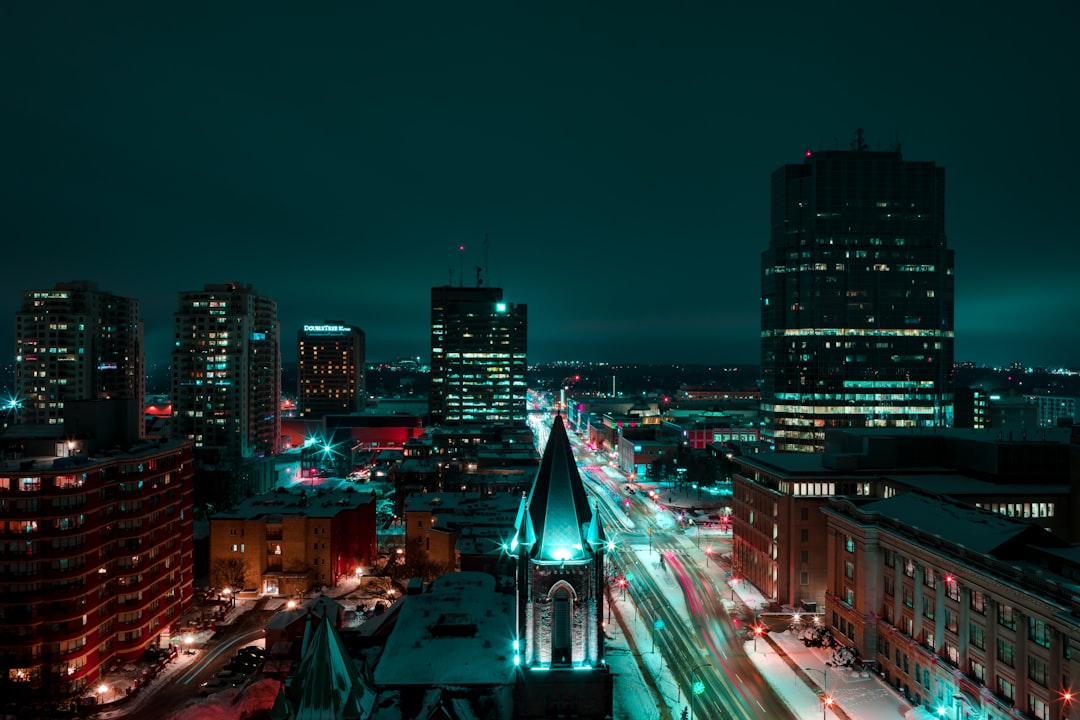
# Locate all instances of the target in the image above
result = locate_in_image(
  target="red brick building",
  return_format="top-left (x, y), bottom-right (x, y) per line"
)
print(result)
top-left (0, 439), bottom-right (195, 702)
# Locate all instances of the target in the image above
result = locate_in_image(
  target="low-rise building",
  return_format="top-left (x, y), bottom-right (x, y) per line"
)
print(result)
top-left (731, 427), bottom-right (1074, 610)
top-left (209, 485), bottom-right (378, 597)
top-left (823, 491), bottom-right (1080, 720)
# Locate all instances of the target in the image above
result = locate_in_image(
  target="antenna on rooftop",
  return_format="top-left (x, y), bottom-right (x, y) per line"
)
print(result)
top-left (484, 233), bottom-right (489, 288)
top-left (458, 245), bottom-right (465, 287)
top-left (851, 128), bottom-right (867, 152)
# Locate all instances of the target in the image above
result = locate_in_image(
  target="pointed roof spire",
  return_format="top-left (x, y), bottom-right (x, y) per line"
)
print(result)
top-left (270, 684), bottom-right (293, 720)
top-left (288, 615), bottom-right (376, 719)
top-left (512, 491), bottom-right (536, 551)
top-left (526, 414), bottom-right (593, 562)
top-left (586, 501), bottom-right (605, 550)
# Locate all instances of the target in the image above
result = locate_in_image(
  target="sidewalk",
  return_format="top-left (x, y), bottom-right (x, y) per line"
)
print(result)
top-left (637, 525), bottom-right (925, 720)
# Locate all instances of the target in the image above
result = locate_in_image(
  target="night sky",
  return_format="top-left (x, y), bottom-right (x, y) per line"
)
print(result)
top-left (2, 3), bottom-right (1077, 368)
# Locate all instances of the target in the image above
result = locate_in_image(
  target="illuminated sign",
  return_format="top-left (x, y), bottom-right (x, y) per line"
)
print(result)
top-left (303, 325), bottom-right (351, 334)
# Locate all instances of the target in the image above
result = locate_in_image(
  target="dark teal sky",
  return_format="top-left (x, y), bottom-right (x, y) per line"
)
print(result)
top-left (2, 3), bottom-right (1077, 367)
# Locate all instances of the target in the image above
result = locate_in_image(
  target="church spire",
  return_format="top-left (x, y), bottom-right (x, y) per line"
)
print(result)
top-left (525, 414), bottom-right (592, 562)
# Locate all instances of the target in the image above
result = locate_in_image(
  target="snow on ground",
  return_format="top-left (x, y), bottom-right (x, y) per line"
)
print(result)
top-left (609, 493), bottom-right (926, 720)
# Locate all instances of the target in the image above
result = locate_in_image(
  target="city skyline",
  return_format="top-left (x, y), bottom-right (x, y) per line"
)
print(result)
top-left (3, 4), bottom-right (1078, 368)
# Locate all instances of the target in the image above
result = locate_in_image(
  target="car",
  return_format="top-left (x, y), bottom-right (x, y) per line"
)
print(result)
top-left (225, 657), bottom-right (260, 674)
top-left (236, 645), bottom-right (266, 659)
top-left (198, 677), bottom-right (239, 696)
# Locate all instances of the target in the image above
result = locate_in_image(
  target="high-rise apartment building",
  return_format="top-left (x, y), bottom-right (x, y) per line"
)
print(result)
top-left (297, 322), bottom-right (366, 419)
top-left (762, 132), bottom-right (954, 451)
top-left (170, 283), bottom-right (281, 459)
top-left (14, 281), bottom-right (144, 432)
top-left (429, 285), bottom-right (527, 425)
top-left (0, 439), bottom-right (194, 702)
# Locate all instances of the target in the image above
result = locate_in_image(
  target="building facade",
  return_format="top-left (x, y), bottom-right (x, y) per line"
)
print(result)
top-left (297, 322), bottom-right (366, 419)
top-left (14, 281), bottom-right (144, 433)
top-left (823, 492), bottom-right (1080, 720)
top-left (170, 283), bottom-right (281, 460)
top-left (0, 441), bottom-right (194, 703)
top-left (208, 485), bottom-right (378, 597)
top-left (762, 133), bottom-right (954, 452)
top-left (429, 286), bottom-right (527, 425)
top-left (731, 428), bottom-right (1074, 612)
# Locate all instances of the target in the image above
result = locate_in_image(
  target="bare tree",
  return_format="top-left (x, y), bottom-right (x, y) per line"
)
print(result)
top-left (210, 558), bottom-right (247, 590)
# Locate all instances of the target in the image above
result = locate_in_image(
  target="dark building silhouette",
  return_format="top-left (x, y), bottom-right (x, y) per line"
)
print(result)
top-left (761, 131), bottom-right (954, 452)
top-left (429, 285), bottom-right (527, 426)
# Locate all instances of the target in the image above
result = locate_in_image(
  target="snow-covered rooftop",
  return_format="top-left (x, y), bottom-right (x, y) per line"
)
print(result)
top-left (373, 572), bottom-right (517, 687)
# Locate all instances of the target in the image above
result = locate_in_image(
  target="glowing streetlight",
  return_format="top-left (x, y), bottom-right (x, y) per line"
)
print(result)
top-left (806, 666), bottom-right (829, 719)
top-left (704, 545), bottom-right (712, 566)
top-left (287, 599), bottom-right (297, 610)
top-left (651, 618), bottom-right (665, 653)
top-left (752, 617), bottom-right (764, 651)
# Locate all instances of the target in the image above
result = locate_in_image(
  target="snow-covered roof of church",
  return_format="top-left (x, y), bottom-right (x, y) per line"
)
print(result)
top-left (373, 571), bottom-right (516, 687)
top-left (280, 614), bottom-right (377, 720)
top-left (520, 414), bottom-right (596, 562)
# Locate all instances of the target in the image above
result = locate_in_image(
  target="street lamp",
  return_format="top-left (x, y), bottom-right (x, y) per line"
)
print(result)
top-left (752, 616), bottom-right (764, 652)
top-left (704, 545), bottom-right (712, 566)
top-left (689, 662), bottom-right (711, 720)
top-left (805, 666), bottom-right (830, 719)
top-left (651, 618), bottom-right (665, 653)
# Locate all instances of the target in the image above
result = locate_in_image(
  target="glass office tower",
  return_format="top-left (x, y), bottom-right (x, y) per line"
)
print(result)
top-left (429, 286), bottom-right (527, 425)
top-left (761, 135), bottom-right (954, 451)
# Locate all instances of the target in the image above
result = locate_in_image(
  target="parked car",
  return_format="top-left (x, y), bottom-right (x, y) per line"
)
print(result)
top-left (199, 677), bottom-right (238, 696)
top-left (225, 656), bottom-right (261, 674)
top-left (236, 645), bottom-right (266, 660)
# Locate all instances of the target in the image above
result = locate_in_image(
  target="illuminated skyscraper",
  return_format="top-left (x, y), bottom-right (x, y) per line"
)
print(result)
top-left (14, 281), bottom-right (144, 432)
top-left (170, 282), bottom-right (281, 459)
top-left (429, 285), bottom-right (527, 425)
top-left (297, 322), bottom-right (366, 418)
top-left (761, 132), bottom-right (954, 452)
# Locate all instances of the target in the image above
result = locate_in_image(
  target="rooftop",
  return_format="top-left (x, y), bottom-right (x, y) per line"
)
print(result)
top-left (373, 572), bottom-right (516, 686)
top-left (212, 485), bottom-right (376, 521)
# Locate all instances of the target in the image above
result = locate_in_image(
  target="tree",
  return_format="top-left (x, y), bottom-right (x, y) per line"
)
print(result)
top-left (210, 557), bottom-right (247, 590)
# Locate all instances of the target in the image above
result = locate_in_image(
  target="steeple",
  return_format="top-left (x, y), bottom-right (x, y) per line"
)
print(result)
top-left (523, 414), bottom-right (593, 562)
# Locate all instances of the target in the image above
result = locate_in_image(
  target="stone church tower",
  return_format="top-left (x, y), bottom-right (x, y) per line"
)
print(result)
top-left (513, 414), bottom-right (612, 718)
